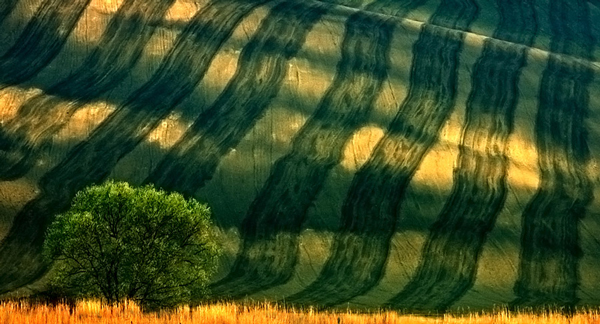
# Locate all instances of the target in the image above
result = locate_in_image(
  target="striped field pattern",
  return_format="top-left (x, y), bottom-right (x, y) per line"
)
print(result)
top-left (0, 0), bottom-right (599, 313)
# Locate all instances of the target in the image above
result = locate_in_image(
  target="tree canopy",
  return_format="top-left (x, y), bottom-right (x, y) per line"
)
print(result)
top-left (43, 181), bottom-right (221, 309)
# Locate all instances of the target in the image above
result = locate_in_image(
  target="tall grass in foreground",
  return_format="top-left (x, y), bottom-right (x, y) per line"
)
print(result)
top-left (1, 300), bottom-right (600, 324)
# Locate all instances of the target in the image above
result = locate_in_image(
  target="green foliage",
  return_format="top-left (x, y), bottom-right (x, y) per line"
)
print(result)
top-left (43, 181), bottom-right (221, 310)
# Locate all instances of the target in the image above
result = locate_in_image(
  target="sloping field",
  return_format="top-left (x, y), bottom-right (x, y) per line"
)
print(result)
top-left (0, 0), bottom-right (600, 313)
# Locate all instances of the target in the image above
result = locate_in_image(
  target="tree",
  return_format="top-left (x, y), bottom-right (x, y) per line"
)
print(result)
top-left (43, 181), bottom-right (221, 309)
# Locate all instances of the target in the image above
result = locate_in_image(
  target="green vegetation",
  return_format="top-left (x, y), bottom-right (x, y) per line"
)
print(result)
top-left (43, 181), bottom-right (220, 310)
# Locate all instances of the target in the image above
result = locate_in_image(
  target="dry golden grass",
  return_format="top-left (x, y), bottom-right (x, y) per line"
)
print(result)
top-left (1, 300), bottom-right (600, 324)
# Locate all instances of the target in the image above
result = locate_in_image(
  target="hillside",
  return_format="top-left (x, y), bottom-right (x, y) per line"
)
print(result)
top-left (0, 0), bottom-right (600, 313)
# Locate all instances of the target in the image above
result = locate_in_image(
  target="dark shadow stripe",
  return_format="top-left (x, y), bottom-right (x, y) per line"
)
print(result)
top-left (209, 11), bottom-right (395, 299)
top-left (547, 0), bottom-right (595, 61)
top-left (144, 0), bottom-right (328, 197)
top-left (0, 0), bottom-right (91, 88)
top-left (0, 0), bottom-right (175, 180)
top-left (284, 0), bottom-right (478, 308)
top-left (0, 0), bottom-right (19, 25)
top-left (363, 0), bottom-right (427, 18)
top-left (387, 0), bottom-right (537, 313)
top-left (0, 0), bottom-right (267, 293)
top-left (512, 0), bottom-right (595, 310)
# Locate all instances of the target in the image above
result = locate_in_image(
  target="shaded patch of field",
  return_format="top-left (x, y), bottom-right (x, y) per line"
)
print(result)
top-left (512, 0), bottom-right (596, 310)
top-left (0, 0), bottom-right (19, 25)
top-left (386, 0), bottom-right (538, 313)
top-left (284, 0), bottom-right (479, 308)
top-left (363, 0), bottom-right (427, 17)
top-left (0, 0), bottom-right (175, 180)
top-left (210, 7), bottom-right (395, 299)
top-left (0, 0), bottom-right (90, 89)
top-left (145, 0), bottom-right (328, 196)
top-left (0, 0), bottom-right (268, 294)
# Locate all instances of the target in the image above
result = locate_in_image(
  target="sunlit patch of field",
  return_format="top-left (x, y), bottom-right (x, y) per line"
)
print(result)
top-left (1, 300), bottom-right (600, 324)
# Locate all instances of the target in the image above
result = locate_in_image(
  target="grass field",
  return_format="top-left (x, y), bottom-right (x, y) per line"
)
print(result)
top-left (1, 300), bottom-right (600, 324)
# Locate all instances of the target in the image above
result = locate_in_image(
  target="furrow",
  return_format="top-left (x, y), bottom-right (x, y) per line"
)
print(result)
top-left (0, 0), bottom-right (19, 25)
top-left (144, 0), bottom-right (328, 197)
top-left (0, 0), bottom-right (175, 180)
top-left (512, 0), bottom-right (595, 310)
top-left (0, 0), bottom-right (91, 88)
top-left (386, 0), bottom-right (537, 313)
top-left (363, 0), bottom-right (427, 18)
top-left (285, 0), bottom-right (479, 307)
top-left (209, 10), bottom-right (394, 299)
top-left (0, 0), bottom-right (266, 293)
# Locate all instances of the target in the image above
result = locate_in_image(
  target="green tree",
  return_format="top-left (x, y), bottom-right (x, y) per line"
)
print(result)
top-left (43, 181), bottom-right (221, 309)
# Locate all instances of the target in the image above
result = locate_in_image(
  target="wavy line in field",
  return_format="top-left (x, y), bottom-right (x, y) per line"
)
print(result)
top-left (0, 0), bottom-right (175, 181)
top-left (144, 0), bottom-right (328, 197)
top-left (284, 0), bottom-right (478, 308)
top-left (0, 0), bottom-right (91, 89)
top-left (325, 0), bottom-right (599, 66)
top-left (0, 0), bottom-right (268, 294)
top-left (512, 0), bottom-right (595, 310)
top-left (209, 10), bottom-right (394, 299)
top-left (0, 0), bottom-right (19, 25)
top-left (362, 0), bottom-right (426, 17)
top-left (386, 0), bottom-right (537, 313)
